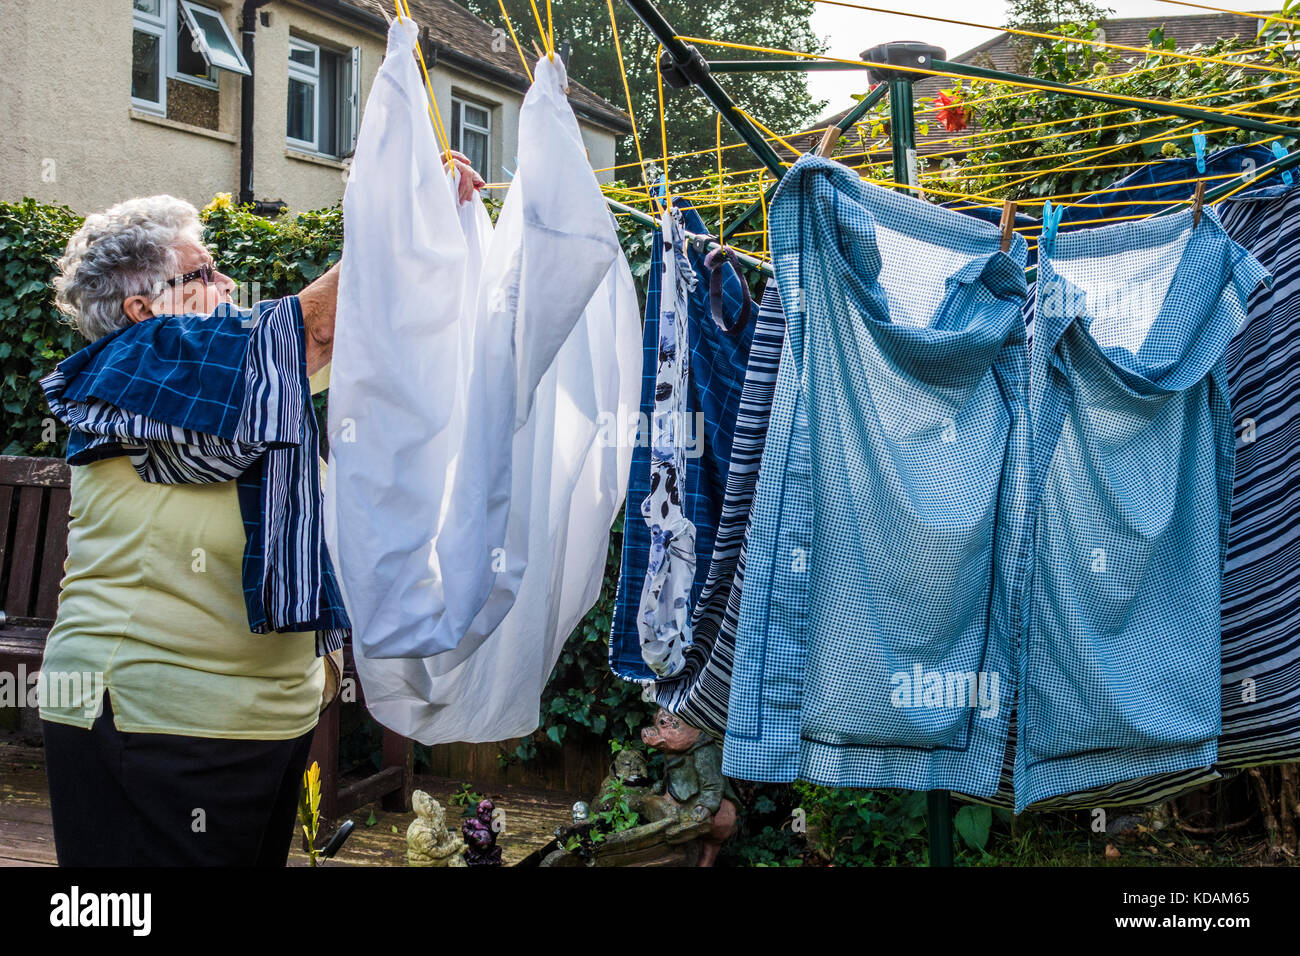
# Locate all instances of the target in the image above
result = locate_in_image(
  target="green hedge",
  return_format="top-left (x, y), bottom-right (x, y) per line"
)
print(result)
top-left (0, 198), bottom-right (84, 456)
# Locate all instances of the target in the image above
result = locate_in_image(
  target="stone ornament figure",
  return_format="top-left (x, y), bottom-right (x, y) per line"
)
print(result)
top-left (640, 708), bottom-right (740, 867)
top-left (406, 790), bottom-right (467, 867)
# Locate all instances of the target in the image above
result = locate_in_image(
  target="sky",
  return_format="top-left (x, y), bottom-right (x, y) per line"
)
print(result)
top-left (805, 0), bottom-right (1252, 114)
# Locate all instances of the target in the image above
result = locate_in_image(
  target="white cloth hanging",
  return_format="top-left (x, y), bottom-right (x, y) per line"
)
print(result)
top-left (433, 51), bottom-right (624, 646)
top-left (340, 47), bottom-right (642, 743)
top-left (324, 16), bottom-right (477, 661)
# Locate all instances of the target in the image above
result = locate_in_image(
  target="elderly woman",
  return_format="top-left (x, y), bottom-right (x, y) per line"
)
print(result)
top-left (37, 156), bottom-right (482, 867)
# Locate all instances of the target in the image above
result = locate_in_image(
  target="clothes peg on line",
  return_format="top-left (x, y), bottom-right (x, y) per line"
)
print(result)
top-left (1270, 142), bottom-right (1294, 187)
top-left (1192, 130), bottom-right (1207, 175)
top-left (1040, 200), bottom-right (1064, 258)
top-left (999, 200), bottom-right (1017, 253)
top-left (815, 125), bottom-right (842, 159)
top-left (1192, 180), bottom-right (1206, 227)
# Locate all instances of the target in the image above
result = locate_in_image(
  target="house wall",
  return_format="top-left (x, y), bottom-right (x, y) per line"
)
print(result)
top-left (0, 0), bottom-right (243, 215)
top-left (0, 0), bottom-right (620, 215)
top-left (251, 1), bottom-right (387, 211)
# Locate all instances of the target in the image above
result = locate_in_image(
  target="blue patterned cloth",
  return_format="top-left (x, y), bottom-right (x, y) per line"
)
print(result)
top-left (654, 281), bottom-right (786, 732)
top-left (39, 297), bottom-right (349, 656)
top-left (723, 155), bottom-right (1031, 796)
top-left (967, 180), bottom-right (1300, 812)
top-left (609, 200), bottom-right (755, 682)
top-left (636, 206), bottom-right (699, 677)
top-left (1016, 207), bottom-right (1269, 810)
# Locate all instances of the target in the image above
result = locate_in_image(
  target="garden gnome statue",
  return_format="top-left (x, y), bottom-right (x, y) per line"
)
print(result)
top-left (406, 790), bottom-right (467, 867)
top-left (640, 708), bottom-right (740, 867)
top-left (595, 747), bottom-right (655, 817)
top-left (462, 798), bottom-right (503, 866)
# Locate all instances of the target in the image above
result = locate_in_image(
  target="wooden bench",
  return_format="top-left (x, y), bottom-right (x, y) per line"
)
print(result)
top-left (0, 456), bottom-right (70, 682)
top-left (310, 649), bottom-right (414, 821)
top-left (0, 454), bottom-right (410, 820)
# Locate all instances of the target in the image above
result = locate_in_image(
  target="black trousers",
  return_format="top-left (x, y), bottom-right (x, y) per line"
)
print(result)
top-left (42, 694), bottom-right (316, 866)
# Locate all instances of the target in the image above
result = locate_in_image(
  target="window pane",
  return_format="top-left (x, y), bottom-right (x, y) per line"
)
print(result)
top-left (287, 78), bottom-right (315, 144)
top-left (463, 129), bottom-right (488, 176)
top-left (133, 0), bottom-right (162, 15)
top-left (465, 105), bottom-right (489, 130)
top-left (451, 102), bottom-right (461, 151)
top-left (319, 50), bottom-right (339, 156)
top-left (176, 15), bottom-right (214, 81)
top-left (131, 30), bottom-right (162, 103)
top-left (290, 44), bottom-right (316, 69)
top-left (188, 8), bottom-right (240, 62)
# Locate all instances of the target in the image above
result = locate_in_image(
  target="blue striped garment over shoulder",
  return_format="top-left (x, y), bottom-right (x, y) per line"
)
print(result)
top-left (723, 155), bottom-right (1031, 796)
top-left (1017, 207), bottom-right (1269, 810)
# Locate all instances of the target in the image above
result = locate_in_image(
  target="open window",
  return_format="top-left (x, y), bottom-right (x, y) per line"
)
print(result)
top-left (131, 1), bottom-right (248, 117)
top-left (177, 1), bottom-right (251, 76)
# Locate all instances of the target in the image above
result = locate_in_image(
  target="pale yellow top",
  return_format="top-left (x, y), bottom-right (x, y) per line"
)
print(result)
top-left (38, 365), bottom-right (335, 739)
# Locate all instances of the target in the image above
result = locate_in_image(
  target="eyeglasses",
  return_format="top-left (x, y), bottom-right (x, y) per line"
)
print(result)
top-left (159, 264), bottom-right (218, 289)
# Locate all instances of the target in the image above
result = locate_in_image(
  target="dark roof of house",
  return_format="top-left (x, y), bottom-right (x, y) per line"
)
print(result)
top-left (320, 0), bottom-right (631, 133)
top-left (790, 9), bottom-right (1282, 157)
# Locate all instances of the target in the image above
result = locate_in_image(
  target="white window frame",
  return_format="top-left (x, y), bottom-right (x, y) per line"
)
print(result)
top-left (131, 2), bottom-right (168, 115)
top-left (452, 96), bottom-right (492, 176)
top-left (286, 37), bottom-right (360, 159)
top-left (177, 0), bottom-right (251, 78)
top-left (287, 37), bottom-right (322, 154)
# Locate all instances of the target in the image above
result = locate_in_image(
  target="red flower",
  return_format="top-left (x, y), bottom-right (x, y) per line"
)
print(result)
top-left (934, 90), bottom-right (973, 133)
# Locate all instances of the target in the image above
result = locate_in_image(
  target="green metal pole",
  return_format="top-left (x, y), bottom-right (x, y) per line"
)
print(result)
top-left (889, 79), bottom-right (918, 191)
top-left (700, 56), bottom-right (1300, 143)
top-left (707, 59), bottom-right (870, 72)
top-left (887, 69), bottom-right (955, 868)
top-left (927, 790), bottom-right (955, 867)
top-left (621, 0), bottom-right (787, 178)
top-left (933, 58), bottom-right (1298, 142)
top-left (605, 195), bottom-right (775, 278)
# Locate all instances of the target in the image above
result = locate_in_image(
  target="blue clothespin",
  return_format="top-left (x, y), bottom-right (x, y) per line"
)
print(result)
top-left (650, 177), bottom-right (668, 215)
top-left (1040, 200), bottom-right (1065, 259)
top-left (1192, 130), bottom-right (1207, 174)
top-left (1270, 142), bottom-right (1294, 186)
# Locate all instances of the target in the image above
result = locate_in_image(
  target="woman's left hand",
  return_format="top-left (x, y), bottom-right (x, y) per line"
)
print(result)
top-left (441, 149), bottom-right (486, 203)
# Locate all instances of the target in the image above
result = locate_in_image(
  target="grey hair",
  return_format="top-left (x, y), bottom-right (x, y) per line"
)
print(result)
top-left (53, 195), bottom-right (205, 341)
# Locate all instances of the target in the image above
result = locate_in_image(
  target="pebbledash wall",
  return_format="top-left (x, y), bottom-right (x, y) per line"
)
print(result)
top-left (0, 0), bottom-right (623, 215)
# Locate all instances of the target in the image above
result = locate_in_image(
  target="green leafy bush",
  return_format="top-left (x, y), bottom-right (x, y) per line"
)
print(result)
top-left (942, 9), bottom-right (1300, 200)
top-left (0, 198), bottom-right (83, 456)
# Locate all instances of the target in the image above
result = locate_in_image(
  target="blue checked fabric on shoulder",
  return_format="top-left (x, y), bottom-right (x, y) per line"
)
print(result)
top-left (1016, 206), bottom-right (1269, 810)
top-left (654, 281), bottom-right (786, 732)
top-left (609, 199), bottom-right (755, 683)
top-left (39, 297), bottom-right (348, 656)
top-left (723, 155), bottom-right (1031, 796)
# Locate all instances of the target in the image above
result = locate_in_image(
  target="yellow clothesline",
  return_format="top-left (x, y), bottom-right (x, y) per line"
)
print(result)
top-left (473, 0), bottom-right (1299, 272)
top-left (803, 0), bottom-right (1300, 78)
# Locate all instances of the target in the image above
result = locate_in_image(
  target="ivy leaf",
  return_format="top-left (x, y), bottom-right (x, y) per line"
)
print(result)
top-left (954, 805), bottom-right (992, 852)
